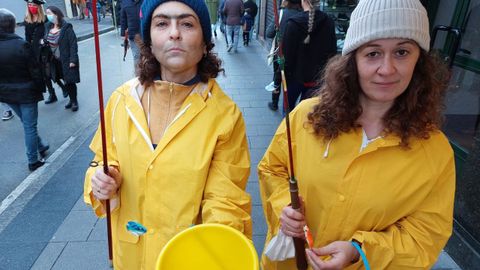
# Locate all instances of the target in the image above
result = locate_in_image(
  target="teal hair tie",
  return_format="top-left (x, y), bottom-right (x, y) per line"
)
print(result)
top-left (351, 241), bottom-right (371, 270)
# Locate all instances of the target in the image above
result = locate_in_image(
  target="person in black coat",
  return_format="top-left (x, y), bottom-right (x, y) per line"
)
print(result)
top-left (120, 0), bottom-right (141, 68)
top-left (44, 6), bottom-right (80, 111)
top-left (24, 0), bottom-right (62, 104)
top-left (265, 0), bottom-right (302, 111)
top-left (0, 8), bottom-right (49, 171)
top-left (282, 0), bottom-right (336, 109)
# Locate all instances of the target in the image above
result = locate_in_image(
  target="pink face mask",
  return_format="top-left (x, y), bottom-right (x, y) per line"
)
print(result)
top-left (28, 5), bottom-right (39, 15)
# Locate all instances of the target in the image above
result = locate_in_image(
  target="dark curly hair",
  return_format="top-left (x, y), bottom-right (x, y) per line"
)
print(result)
top-left (136, 36), bottom-right (224, 88)
top-left (307, 50), bottom-right (449, 148)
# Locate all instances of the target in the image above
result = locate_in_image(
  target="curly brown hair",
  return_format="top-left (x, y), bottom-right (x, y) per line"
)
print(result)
top-left (307, 50), bottom-right (449, 148)
top-left (136, 36), bottom-right (224, 88)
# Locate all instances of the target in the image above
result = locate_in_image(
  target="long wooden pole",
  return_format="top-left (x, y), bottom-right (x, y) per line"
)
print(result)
top-left (272, 1), bottom-right (307, 269)
top-left (92, 0), bottom-right (114, 265)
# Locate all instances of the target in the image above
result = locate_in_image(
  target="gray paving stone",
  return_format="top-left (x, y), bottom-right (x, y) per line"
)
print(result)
top-left (246, 125), bottom-right (259, 137)
top-left (232, 93), bottom-right (270, 101)
top-left (72, 196), bottom-right (89, 211)
top-left (244, 115), bottom-right (275, 125)
top-left (257, 124), bottom-right (281, 136)
top-left (243, 107), bottom-right (278, 118)
top-left (30, 242), bottom-right (67, 270)
top-left (51, 241), bottom-right (110, 270)
top-left (250, 149), bottom-right (266, 165)
top-left (51, 210), bottom-right (97, 242)
top-left (249, 135), bottom-right (275, 149)
top-left (247, 181), bottom-right (261, 206)
top-left (250, 99), bottom-right (271, 108)
top-left (88, 218), bottom-right (107, 241)
top-left (252, 205), bottom-right (267, 236)
top-left (432, 251), bottom-right (461, 269)
top-left (253, 234), bottom-right (266, 258)
top-left (0, 242), bottom-right (46, 269)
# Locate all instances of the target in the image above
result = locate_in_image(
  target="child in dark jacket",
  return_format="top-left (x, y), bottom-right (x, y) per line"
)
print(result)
top-left (241, 12), bottom-right (254, 46)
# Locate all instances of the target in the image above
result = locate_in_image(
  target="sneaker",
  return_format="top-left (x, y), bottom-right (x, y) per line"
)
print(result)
top-left (45, 93), bottom-right (58, 104)
top-left (264, 81), bottom-right (276, 92)
top-left (2, 110), bottom-right (13, 121)
top-left (65, 101), bottom-right (72, 109)
top-left (28, 160), bottom-right (45, 172)
top-left (227, 45), bottom-right (233, 52)
top-left (39, 145), bottom-right (49, 159)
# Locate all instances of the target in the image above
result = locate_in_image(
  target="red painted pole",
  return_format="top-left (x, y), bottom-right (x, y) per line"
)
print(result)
top-left (91, 0), bottom-right (113, 265)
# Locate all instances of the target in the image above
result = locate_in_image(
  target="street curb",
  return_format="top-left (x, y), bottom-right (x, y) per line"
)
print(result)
top-left (77, 26), bottom-right (116, 42)
top-left (0, 112), bottom-right (99, 235)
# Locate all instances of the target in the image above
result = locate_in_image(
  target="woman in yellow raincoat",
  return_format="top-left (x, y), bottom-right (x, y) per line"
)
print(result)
top-left (84, 0), bottom-right (251, 269)
top-left (258, 0), bottom-right (455, 269)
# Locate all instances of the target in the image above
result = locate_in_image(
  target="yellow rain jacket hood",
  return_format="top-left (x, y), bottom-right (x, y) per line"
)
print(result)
top-left (84, 78), bottom-right (252, 270)
top-left (258, 98), bottom-right (455, 270)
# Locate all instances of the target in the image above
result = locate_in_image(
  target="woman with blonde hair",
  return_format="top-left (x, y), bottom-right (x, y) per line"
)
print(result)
top-left (259, 0), bottom-right (455, 269)
top-left (24, 0), bottom-right (60, 104)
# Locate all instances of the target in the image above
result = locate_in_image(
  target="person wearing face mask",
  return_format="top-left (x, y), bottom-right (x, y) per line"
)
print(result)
top-left (83, 0), bottom-right (252, 269)
top-left (24, 0), bottom-right (61, 104)
top-left (44, 6), bottom-right (80, 112)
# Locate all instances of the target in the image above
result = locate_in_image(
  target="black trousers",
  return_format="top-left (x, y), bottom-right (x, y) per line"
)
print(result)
top-left (65, 83), bottom-right (77, 102)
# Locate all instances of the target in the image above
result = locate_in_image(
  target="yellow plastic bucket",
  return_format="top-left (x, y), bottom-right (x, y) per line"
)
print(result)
top-left (155, 224), bottom-right (259, 270)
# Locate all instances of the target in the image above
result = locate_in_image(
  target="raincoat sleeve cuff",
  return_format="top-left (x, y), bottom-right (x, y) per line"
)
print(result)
top-left (89, 192), bottom-right (120, 218)
top-left (349, 233), bottom-right (367, 268)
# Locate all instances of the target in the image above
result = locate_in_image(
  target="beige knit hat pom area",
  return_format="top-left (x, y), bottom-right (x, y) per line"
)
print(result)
top-left (342, 0), bottom-right (430, 55)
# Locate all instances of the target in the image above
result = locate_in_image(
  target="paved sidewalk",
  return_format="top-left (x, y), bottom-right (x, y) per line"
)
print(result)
top-left (3, 18), bottom-right (461, 269)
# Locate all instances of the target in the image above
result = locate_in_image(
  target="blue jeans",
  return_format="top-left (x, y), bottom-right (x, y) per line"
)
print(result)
top-left (7, 103), bottom-right (47, 164)
top-left (226, 25), bottom-right (240, 51)
top-left (129, 38), bottom-right (140, 70)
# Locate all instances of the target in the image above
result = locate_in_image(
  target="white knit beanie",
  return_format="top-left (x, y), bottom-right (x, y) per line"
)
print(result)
top-left (342, 0), bottom-right (430, 55)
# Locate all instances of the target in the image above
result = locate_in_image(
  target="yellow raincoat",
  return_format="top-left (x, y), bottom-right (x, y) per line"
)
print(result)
top-left (84, 78), bottom-right (252, 270)
top-left (258, 98), bottom-right (455, 270)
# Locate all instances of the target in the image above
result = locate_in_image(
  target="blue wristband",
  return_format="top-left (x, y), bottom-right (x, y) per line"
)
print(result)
top-left (351, 241), bottom-right (371, 270)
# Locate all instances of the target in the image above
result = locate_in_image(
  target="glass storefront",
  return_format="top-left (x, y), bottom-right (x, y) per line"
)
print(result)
top-left (319, 0), bottom-right (358, 52)
top-left (443, 0), bottom-right (480, 153)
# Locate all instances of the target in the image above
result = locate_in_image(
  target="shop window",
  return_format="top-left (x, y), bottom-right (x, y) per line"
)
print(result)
top-left (319, 0), bottom-right (358, 52)
top-left (443, 0), bottom-right (480, 153)
top-left (444, 67), bottom-right (480, 152)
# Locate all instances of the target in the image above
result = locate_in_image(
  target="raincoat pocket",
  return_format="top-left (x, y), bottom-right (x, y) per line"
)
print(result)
top-left (117, 218), bottom-right (140, 244)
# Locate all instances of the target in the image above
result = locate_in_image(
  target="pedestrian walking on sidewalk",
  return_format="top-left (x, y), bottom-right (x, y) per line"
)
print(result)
top-left (84, 1), bottom-right (252, 269)
top-left (120, 0), bottom-right (142, 69)
top-left (243, 0), bottom-right (257, 45)
top-left (258, 0), bottom-right (455, 269)
top-left (43, 6), bottom-right (81, 111)
top-left (265, 0), bottom-right (302, 111)
top-left (0, 8), bottom-right (49, 171)
top-left (281, 0), bottom-right (336, 111)
top-left (24, 0), bottom-right (58, 104)
top-left (206, 0), bottom-right (219, 39)
top-left (223, 0), bottom-right (244, 53)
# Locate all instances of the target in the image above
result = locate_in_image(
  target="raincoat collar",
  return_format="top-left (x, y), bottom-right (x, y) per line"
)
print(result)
top-left (123, 78), bottom-right (213, 156)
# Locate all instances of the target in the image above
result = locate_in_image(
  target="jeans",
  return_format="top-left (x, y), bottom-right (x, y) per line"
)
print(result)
top-left (226, 25), bottom-right (240, 51)
top-left (129, 38), bottom-right (140, 71)
top-left (7, 103), bottom-right (47, 164)
top-left (1, 102), bottom-right (9, 111)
